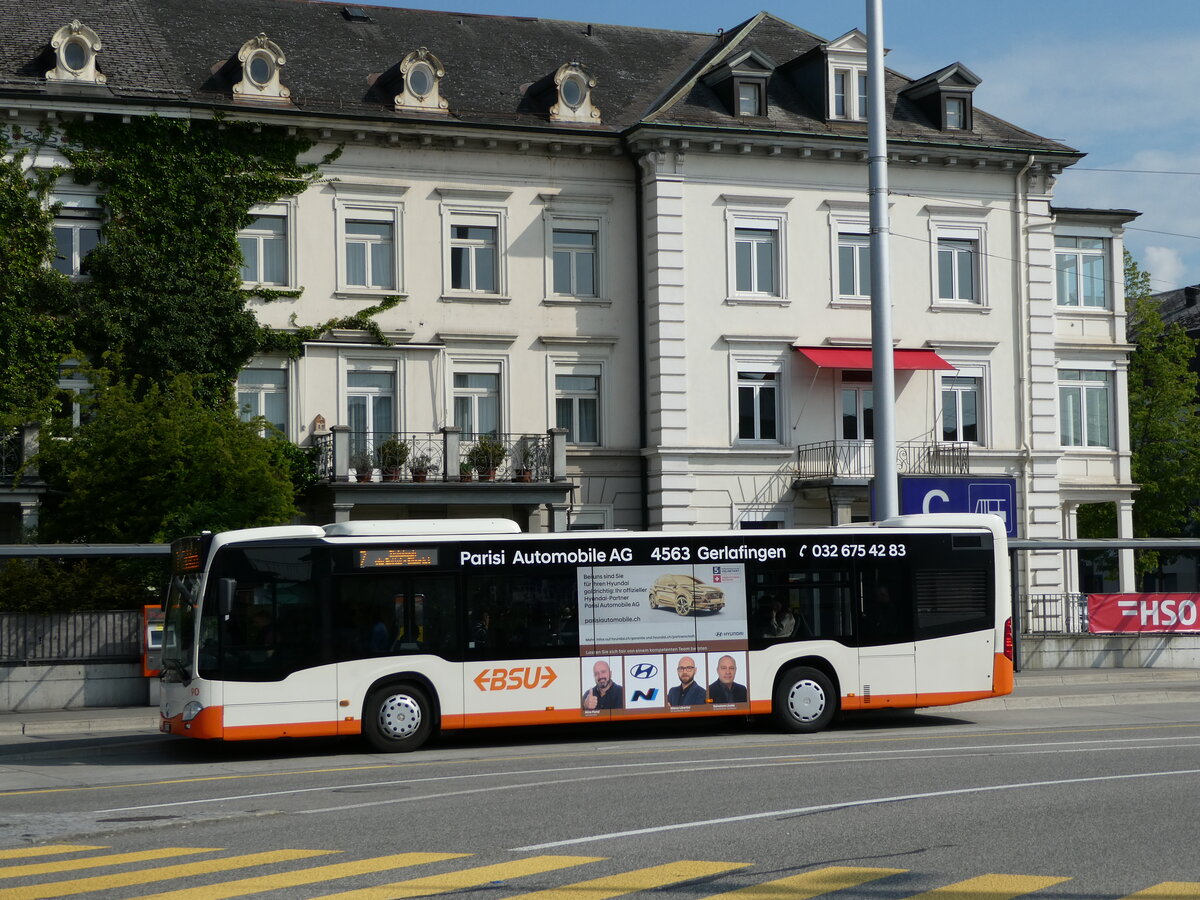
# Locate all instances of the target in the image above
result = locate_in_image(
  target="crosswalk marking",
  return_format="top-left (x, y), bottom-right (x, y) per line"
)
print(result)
top-left (697, 865), bottom-right (906, 898)
top-left (0, 848), bottom-right (217, 881)
top-left (309, 855), bottom-right (605, 900)
top-left (125, 853), bottom-right (468, 900)
top-left (0, 850), bottom-right (334, 900)
top-left (904, 873), bottom-right (1071, 899)
top-left (505, 860), bottom-right (751, 900)
top-left (1120, 885), bottom-right (1200, 898)
top-left (0, 850), bottom-right (105, 862)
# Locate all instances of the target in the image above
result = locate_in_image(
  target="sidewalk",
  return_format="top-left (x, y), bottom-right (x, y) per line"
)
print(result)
top-left (2, 668), bottom-right (1200, 738)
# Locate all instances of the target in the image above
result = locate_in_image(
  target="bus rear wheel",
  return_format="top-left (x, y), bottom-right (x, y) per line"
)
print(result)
top-left (773, 666), bottom-right (836, 733)
top-left (364, 683), bottom-right (433, 752)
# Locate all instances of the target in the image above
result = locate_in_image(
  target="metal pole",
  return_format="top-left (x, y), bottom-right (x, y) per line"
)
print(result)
top-left (867, 0), bottom-right (897, 519)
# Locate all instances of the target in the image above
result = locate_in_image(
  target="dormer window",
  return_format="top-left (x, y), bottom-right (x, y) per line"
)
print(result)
top-left (702, 49), bottom-right (774, 119)
top-left (392, 48), bottom-right (448, 113)
top-left (550, 63), bottom-right (600, 123)
top-left (234, 34), bottom-right (290, 102)
top-left (823, 31), bottom-right (873, 122)
top-left (46, 20), bottom-right (105, 84)
top-left (900, 63), bottom-right (980, 133)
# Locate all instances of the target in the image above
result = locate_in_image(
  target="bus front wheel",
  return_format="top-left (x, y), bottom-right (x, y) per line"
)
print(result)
top-left (773, 666), bottom-right (836, 733)
top-left (364, 683), bottom-right (433, 752)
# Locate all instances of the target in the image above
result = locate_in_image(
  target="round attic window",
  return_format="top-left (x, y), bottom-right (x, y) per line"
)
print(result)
top-left (247, 53), bottom-right (274, 87)
top-left (62, 39), bottom-right (88, 72)
top-left (407, 63), bottom-right (433, 98)
top-left (560, 75), bottom-right (585, 109)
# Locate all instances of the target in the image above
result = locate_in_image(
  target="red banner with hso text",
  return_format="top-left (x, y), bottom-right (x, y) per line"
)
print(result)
top-left (1088, 594), bottom-right (1200, 633)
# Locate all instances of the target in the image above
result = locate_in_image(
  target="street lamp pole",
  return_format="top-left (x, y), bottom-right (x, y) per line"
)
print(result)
top-left (867, 0), bottom-right (897, 519)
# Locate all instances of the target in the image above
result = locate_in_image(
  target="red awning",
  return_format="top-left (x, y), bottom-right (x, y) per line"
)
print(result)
top-left (793, 347), bottom-right (955, 371)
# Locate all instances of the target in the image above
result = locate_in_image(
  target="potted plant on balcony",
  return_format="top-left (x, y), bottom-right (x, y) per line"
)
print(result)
top-left (377, 438), bottom-right (409, 482)
top-left (350, 450), bottom-right (374, 483)
top-left (468, 434), bottom-right (506, 482)
top-left (511, 440), bottom-right (535, 482)
top-left (409, 452), bottom-right (436, 483)
top-left (458, 460), bottom-right (473, 483)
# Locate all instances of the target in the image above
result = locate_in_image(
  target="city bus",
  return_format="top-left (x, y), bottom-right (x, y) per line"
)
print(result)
top-left (159, 514), bottom-right (1013, 752)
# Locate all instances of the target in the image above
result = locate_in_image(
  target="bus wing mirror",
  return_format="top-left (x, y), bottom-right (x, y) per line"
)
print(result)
top-left (218, 578), bottom-right (237, 618)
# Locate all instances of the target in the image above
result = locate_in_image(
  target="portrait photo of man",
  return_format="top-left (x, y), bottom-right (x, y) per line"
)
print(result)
top-left (707, 653), bottom-right (748, 704)
top-left (667, 654), bottom-right (707, 707)
top-left (582, 658), bottom-right (624, 711)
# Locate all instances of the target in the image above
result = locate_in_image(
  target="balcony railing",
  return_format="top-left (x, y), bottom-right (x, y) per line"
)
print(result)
top-left (794, 440), bottom-right (970, 480)
top-left (312, 428), bottom-right (565, 484)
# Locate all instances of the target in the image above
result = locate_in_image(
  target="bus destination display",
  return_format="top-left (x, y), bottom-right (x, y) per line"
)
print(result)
top-left (358, 547), bottom-right (439, 568)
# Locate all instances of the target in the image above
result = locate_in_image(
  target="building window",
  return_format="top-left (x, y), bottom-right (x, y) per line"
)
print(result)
top-left (238, 215), bottom-right (288, 285)
top-left (838, 233), bottom-right (871, 299)
top-left (450, 221), bottom-right (498, 293)
top-left (346, 220), bottom-right (395, 290)
top-left (735, 228), bottom-right (779, 295)
top-left (1060, 369), bottom-right (1112, 448)
top-left (552, 228), bottom-right (597, 297)
top-left (737, 80), bottom-right (764, 116)
top-left (937, 238), bottom-right (979, 302)
top-left (556, 369), bottom-right (600, 444)
top-left (736, 371), bottom-right (779, 441)
top-left (52, 220), bottom-right (100, 278)
top-left (1056, 236), bottom-right (1109, 309)
top-left (841, 373), bottom-right (873, 441)
top-left (347, 370), bottom-right (396, 465)
top-left (941, 376), bottom-right (980, 443)
top-left (237, 368), bottom-right (288, 435)
top-left (454, 372), bottom-right (500, 436)
top-left (833, 68), bottom-right (867, 120)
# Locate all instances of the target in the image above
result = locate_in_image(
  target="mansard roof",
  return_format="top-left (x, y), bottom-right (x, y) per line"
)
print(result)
top-left (0, 0), bottom-right (1077, 156)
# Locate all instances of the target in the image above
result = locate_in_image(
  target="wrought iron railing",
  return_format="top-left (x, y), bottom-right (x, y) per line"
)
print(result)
top-left (313, 431), bottom-right (555, 483)
top-left (0, 611), bottom-right (142, 665)
top-left (1023, 593), bottom-right (1089, 634)
top-left (794, 440), bottom-right (970, 479)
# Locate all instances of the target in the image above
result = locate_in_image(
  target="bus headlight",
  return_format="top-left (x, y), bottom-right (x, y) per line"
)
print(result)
top-left (182, 701), bottom-right (203, 722)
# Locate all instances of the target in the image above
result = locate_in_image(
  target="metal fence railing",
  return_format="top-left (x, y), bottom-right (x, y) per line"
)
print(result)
top-left (0, 611), bottom-right (142, 665)
top-left (1023, 594), bottom-right (1089, 635)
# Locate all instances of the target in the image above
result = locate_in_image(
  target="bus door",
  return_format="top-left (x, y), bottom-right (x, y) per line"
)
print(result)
top-left (217, 565), bottom-right (338, 734)
top-left (856, 566), bottom-right (916, 707)
top-left (333, 573), bottom-right (464, 732)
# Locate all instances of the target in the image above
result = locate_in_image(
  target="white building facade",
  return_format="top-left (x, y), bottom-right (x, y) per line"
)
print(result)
top-left (0, 3), bottom-right (1138, 594)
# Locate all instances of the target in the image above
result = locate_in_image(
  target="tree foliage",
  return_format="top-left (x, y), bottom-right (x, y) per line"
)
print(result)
top-left (36, 373), bottom-right (296, 544)
top-left (1078, 252), bottom-right (1200, 543)
top-left (0, 130), bottom-right (74, 430)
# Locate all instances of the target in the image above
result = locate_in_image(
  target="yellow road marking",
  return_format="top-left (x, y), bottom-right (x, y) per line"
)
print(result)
top-left (0, 851), bottom-right (332, 900)
top-left (905, 873), bottom-right (1071, 898)
top-left (1120, 885), bottom-right (1200, 898)
top-left (309, 855), bottom-right (604, 899)
top-left (125, 853), bottom-right (467, 900)
top-left (697, 865), bottom-right (905, 898)
top-left (505, 860), bottom-right (750, 899)
top-left (0, 848), bottom-right (216, 880)
top-left (0, 849), bottom-right (104, 862)
top-left (4, 723), bottom-right (1197, 798)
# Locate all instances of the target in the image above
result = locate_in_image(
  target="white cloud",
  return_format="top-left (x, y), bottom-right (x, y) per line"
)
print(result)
top-left (1143, 246), bottom-right (1186, 290)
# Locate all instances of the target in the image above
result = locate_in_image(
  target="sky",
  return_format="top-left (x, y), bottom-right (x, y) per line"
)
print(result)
top-left (360, 0), bottom-right (1200, 295)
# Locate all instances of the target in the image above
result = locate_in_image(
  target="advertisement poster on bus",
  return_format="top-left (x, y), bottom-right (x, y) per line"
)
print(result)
top-left (578, 562), bottom-right (751, 718)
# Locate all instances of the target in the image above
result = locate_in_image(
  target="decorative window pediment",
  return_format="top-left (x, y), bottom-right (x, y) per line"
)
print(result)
top-left (900, 63), bottom-right (981, 132)
top-left (702, 49), bottom-right (775, 118)
top-left (550, 63), bottom-right (600, 124)
top-left (234, 34), bottom-right (290, 102)
top-left (823, 30), bottom-right (876, 121)
top-left (46, 20), bottom-right (105, 84)
top-left (393, 48), bottom-right (448, 113)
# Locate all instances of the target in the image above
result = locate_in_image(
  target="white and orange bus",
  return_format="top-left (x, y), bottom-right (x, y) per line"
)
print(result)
top-left (159, 514), bottom-right (1013, 752)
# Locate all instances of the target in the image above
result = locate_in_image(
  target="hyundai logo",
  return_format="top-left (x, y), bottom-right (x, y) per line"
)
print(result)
top-left (630, 663), bottom-right (658, 679)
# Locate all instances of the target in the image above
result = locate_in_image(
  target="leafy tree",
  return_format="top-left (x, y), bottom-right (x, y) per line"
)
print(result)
top-left (0, 131), bottom-right (74, 431)
top-left (1078, 252), bottom-right (1200, 547)
top-left (36, 372), bottom-right (296, 544)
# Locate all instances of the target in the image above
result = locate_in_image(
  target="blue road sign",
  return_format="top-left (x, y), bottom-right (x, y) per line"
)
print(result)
top-left (897, 476), bottom-right (1017, 537)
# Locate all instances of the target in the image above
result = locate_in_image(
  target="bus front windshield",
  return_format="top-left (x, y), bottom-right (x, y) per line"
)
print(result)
top-left (161, 573), bottom-right (201, 681)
